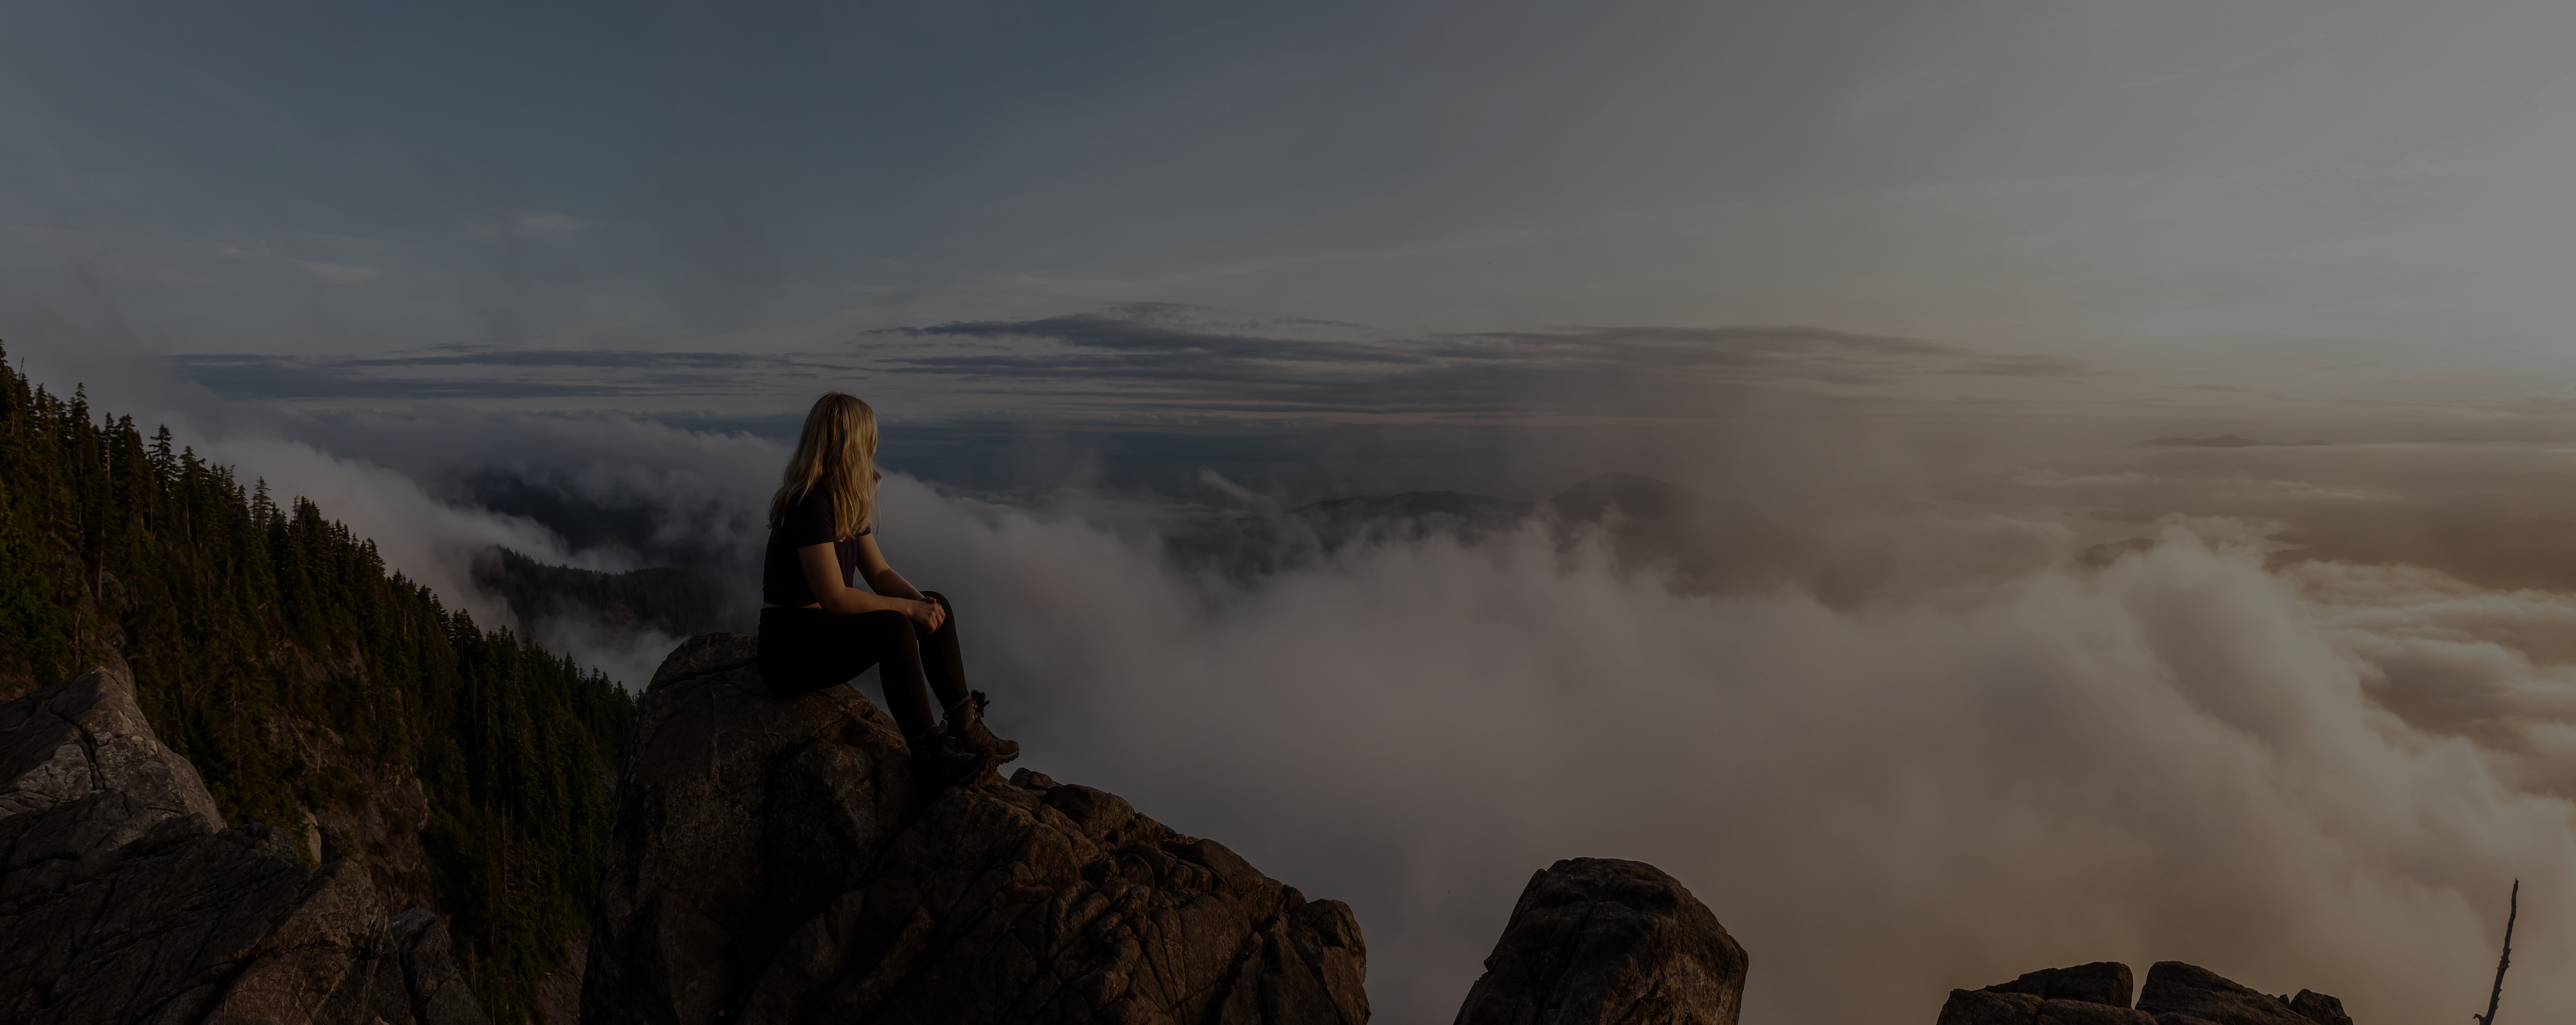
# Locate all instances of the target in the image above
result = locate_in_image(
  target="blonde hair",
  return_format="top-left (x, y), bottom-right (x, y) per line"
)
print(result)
top-left (768, 392), bottom-right (881, 540)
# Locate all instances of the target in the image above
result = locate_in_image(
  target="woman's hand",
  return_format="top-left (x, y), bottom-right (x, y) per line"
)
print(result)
top-left (908, 597), bottom-right (947, 633)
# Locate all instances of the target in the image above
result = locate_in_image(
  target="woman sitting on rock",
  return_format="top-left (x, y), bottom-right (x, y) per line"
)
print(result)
top-left (757, 392), bottom-right (1016, 789)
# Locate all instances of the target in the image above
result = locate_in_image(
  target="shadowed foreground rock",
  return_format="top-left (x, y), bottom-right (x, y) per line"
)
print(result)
top-left (1936, 990), bottom-right (2152, 1025)
top-left (2137, 961), bottom-right (2347, 1025)
top-left (1937, 961), bottom-right (2151, 1025)
top-left (581, 632), bottom-right (1368, 1025)
top-left (1985, 963), bottom-right (2134, 1007)
top-left (1451, 857), bottom-right (1748, 1025)
top-left (1937, 960), bottom-right (2353, 1025)
top-left (0, 661), bottom-right (486, 1025)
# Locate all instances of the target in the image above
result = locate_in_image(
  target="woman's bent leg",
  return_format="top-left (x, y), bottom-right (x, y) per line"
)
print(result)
top-left (849, 610), bottom-right (939, 738)
top-left (759, 608), bottom-right (884, 693)
top-left (917, 590), bottom-right (970, 709)
top-left (919, 591), bottom-right (1017, 763)
top-left (759, 607), bottom-right (942, 740)
top-left (760, 607), bottom-right (985, 789)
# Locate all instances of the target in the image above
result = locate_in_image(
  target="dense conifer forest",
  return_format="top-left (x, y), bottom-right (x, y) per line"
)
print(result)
top-left (475, 546), bottom-right (739, 641)
top-left (0, 345), bottom-right (635, 1023)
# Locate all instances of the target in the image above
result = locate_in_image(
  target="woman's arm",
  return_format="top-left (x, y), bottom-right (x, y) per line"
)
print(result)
top-left (798, 535), bottom-right (944, 630)
top-left (851, 534), bottom-right (946, 631)
top-left (797, 541), bottom-right (919, 618)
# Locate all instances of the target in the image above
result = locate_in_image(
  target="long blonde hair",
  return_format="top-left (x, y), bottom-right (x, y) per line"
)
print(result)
top-left (768, 392), bottom-right (881, 540)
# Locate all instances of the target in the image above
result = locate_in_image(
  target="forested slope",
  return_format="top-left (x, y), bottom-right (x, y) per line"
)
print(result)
top-left (0, 344), bottom-right (634, 1024)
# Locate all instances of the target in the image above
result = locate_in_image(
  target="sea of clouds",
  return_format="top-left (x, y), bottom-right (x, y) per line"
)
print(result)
top-left (33, 343), bottom-right (2570, 1022)
top-left (157, 414), bottom-right (2568, 1024)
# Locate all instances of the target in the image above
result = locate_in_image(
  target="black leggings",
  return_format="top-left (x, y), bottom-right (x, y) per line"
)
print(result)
top-left (757, 590), bottom-right (968, 738)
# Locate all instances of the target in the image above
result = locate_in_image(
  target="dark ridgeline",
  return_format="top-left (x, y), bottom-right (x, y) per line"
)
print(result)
top-left (472, 546), bottom-right (742, 641)
top-left (0, 343), bottom-right (635, 1024)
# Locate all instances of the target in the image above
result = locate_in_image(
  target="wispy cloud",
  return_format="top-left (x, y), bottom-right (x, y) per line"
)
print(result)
top-left (170, 303), bottom-right (2085, 417)
top-left (292, 260), bottom-right (382, 284)
top-left (173, 349), bottom-right (860, 400)
top-left (865, 302), bottom-right (2087, 418)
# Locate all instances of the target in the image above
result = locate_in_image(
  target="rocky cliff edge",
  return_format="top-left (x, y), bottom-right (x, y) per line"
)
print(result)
top-left (581, 632), bottom-right (1369, 1025)
top-left (0, 659), bottom-right (488, 1025)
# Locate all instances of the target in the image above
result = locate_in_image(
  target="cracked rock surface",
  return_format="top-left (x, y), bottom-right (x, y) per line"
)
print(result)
top-left (1937, 960), bottom-right (2355, 1025)
top-left (582, 632), bottom-right (1369, 1025)
top-left (1451, 857), bottom-right (1749, 1025)
top-left (2136, 962), bottom-right (2347, 1025)
top-left (0, 660), bottom-right (488, 1025)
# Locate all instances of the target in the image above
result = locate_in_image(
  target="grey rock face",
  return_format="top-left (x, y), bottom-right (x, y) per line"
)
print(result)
top-left (1985, 963), bottom-right (2136, 1007)
top-left (1940, 989), bottom-right (2045, 1024)
top-left (582, 632), bottom-right (1368, 1025)
top-left (0, 661), bottom-right (223, 837)
top-left (2133, 962), bottom-right (2327, 1025)
top-left (0, 662), bottom-right (489, 1025)
top-left (1943, 961), bottom-right (2352, 1025)
top-left (1451, 857), bottom-right (1748, 1025)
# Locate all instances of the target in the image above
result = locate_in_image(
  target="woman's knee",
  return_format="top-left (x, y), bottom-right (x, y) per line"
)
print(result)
top-left (921, 590), bottom-right (959, 628)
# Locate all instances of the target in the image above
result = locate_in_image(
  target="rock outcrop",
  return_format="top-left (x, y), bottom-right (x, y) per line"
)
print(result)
top-left (1451, 857), bottom-right (1748, 1025)
top-left (2283, 990), bottom-right (2353, 1025)
top-left (1984, 962), bottom-right (2135, 1006)
top-left (1938, 960), bottom-right (2354, 1025)
top-left (1935, 989), bottom-right (2152, 1025)
top-left (582, 633), bottom-right (1369, 1024)
top-left (0, 660), bottom-right (488, 1025)
top-left (2136, 961), bottom-right (2345, 1025)
top-left (269, 710), bottom-right (439, 915)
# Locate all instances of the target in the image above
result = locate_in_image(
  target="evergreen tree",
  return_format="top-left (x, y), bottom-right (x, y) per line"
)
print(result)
top-left (0, 342), bottom-right (635, 1023)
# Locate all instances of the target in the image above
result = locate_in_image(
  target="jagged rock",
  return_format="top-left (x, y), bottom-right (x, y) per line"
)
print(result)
top-left (273, 711), bottom-right (438, 915)
top-left (538, 934), bottom-right (589, 1025)
top-left (1451, 857), bottom-right (1748, 1025)
top-left (0, 661), bottom-right (491, 1025)
top-left (583, 632), bottom-right (1369, 1024)
top-left (2286, 990), bottom-right (2350, 1025)
top-left (1940, 990), bottom-right (2044, 1024)
top-left (1937, 988), bottom-right (2155, 1024)
top-left (2134, 962), bottom-right (2321, 1025)
top-left (1985, 962), bottom-right (2135, 1006)
top-left (0, 661), bottom-right (224, 836)
top-left (390, 907), bottom-right (491, 1025)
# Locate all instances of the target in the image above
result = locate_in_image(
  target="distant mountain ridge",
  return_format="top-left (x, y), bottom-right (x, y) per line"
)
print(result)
top-left (2122, 433), bottom-right (2327, 448)
top-left (471, 548), bottom-right (742, 641)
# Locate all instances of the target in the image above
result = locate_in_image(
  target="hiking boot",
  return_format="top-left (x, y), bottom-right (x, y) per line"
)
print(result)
top-left (943, 690), bottom-right (1020, 765)
top-left (908, 730), bottom-right (989, 791)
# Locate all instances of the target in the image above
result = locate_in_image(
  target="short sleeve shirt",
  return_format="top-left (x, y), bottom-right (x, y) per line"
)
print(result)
top-left (761, 487), bottom-right (871, 606)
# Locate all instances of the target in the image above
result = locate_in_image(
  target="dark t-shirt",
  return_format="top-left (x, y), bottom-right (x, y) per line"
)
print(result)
top-left (762, 487), bottom-right (871, 606)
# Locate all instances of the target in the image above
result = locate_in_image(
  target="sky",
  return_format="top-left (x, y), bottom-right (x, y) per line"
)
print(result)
top-left (17, 0), bottom-right (2576, 430)
top-left (13, 1), bottom-right (2576, 1022)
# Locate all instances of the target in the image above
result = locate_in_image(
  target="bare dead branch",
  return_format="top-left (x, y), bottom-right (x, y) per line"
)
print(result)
top-left (2472, 879), bottom-right (2518, 1025)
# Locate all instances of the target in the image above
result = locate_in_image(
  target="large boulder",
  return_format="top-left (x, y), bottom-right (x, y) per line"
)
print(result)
top-left (581, 632), bottom-right (1369, 1025)
top-left (1936, 989), bottom-right (2155, 1025)
top-left (0, 658), bottom-right (223, 840)
top-left (1450, 857), bottom-right (1748, 1025)
top-left (0, 661), bottom-right (488, 1025)
top-left (1985, 963), bottom-right (2135, 1006)
top-left (2133, 962), bottom-right (2339, 1025)
top-left (2286, 990), bottom-right (2352, 1025)
top-left (1935, 961), bottom-right (2154, 1024)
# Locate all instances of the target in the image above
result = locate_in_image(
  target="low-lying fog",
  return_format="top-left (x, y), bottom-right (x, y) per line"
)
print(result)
top-left (135, 400), bottom-right (2576, 1025)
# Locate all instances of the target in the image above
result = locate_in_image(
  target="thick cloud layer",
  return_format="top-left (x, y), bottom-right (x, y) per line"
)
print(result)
top-left (48, 377), bottom-right (2573, 1022)
top-left (863, 479), bottom-right (2571, 1024)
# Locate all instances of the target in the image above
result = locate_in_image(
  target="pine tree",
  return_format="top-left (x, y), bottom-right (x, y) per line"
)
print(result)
top-left (0, 342), bottom-right (634, 1021)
